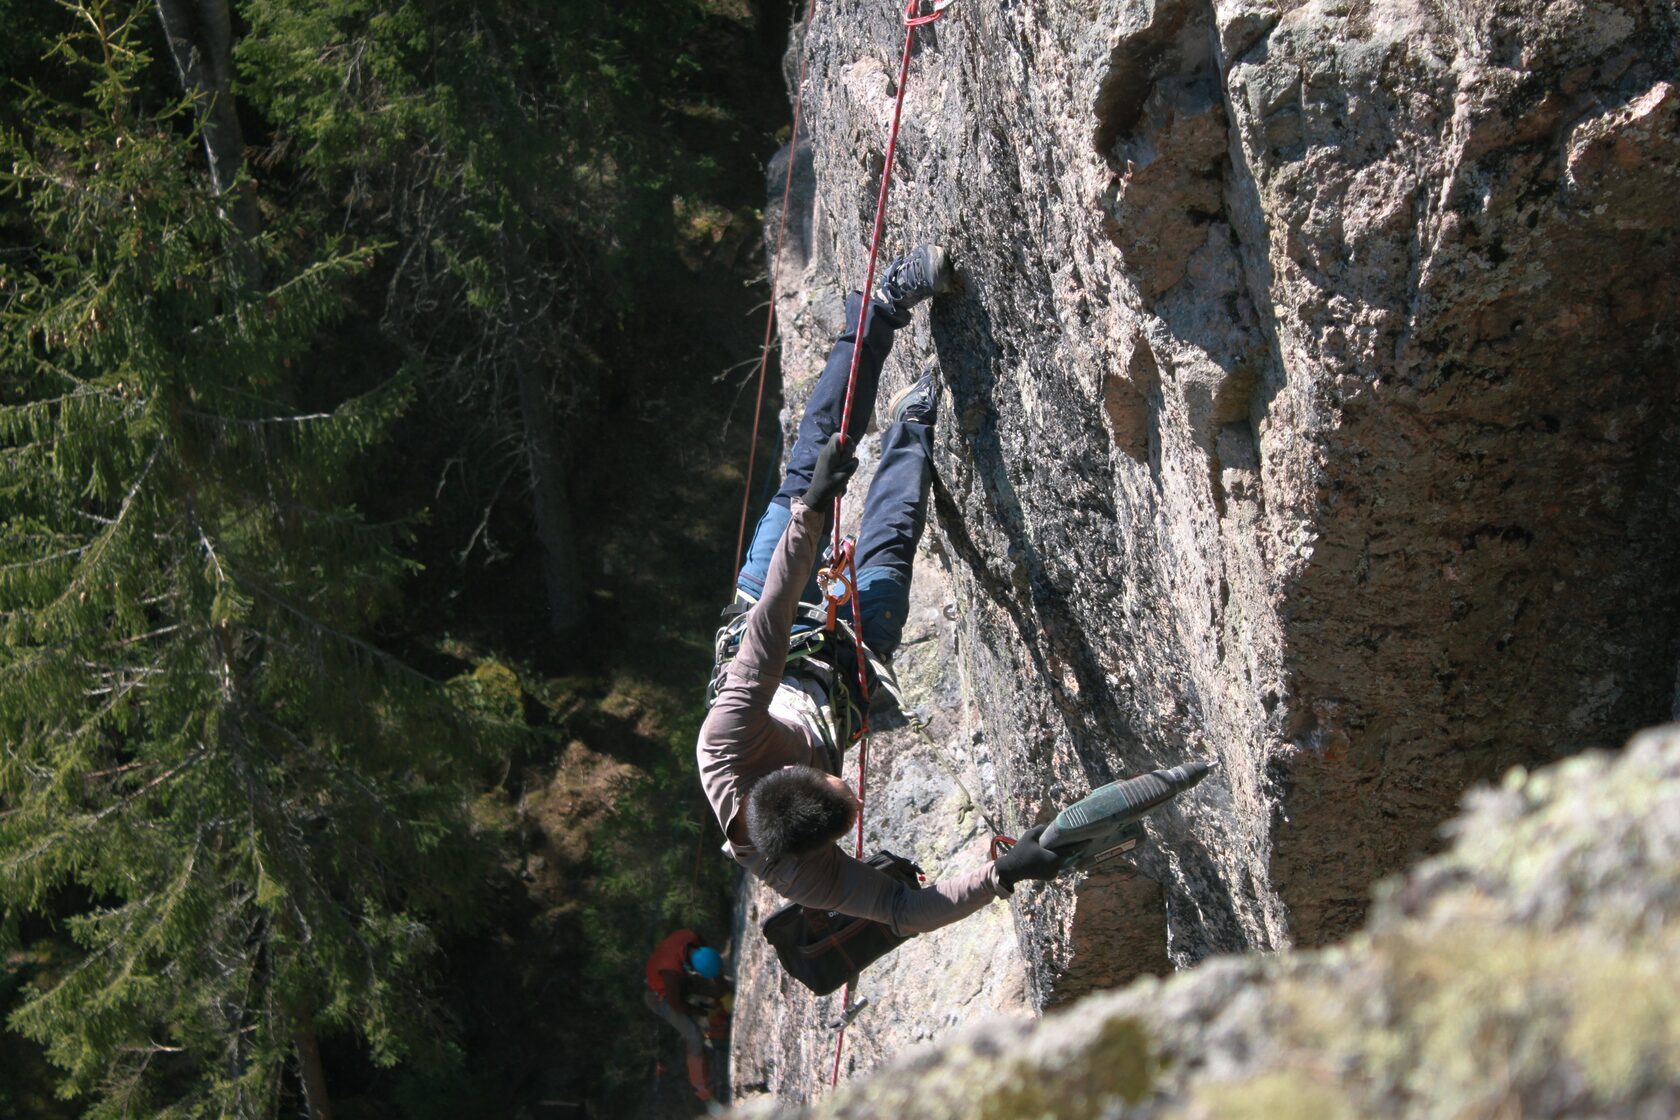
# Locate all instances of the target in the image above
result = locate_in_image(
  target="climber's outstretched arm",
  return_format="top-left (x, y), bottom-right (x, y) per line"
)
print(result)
top-left (749, 843), bottom-right (1004, 938)
top-left (722, 498), bottom-right (823, 700)
top-left (700, 498), bottom-right (826, 845)
top-left (700, 437), bottom-right (858, 846)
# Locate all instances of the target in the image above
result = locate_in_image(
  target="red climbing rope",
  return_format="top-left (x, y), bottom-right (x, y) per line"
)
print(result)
top-left (709, 0), bottom-right (822, 919)
top-left (733, 0), bottom-right (820, 584)
top-left (830, 0), bottom-right (955, 1089)
top-left (832, 0), bottom-right (931, 537)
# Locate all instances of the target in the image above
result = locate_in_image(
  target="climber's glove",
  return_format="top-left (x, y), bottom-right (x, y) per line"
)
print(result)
top-left (802, 432), bottom-right (859, 509)
top-left (993, 824), bottom-right (1073, 893)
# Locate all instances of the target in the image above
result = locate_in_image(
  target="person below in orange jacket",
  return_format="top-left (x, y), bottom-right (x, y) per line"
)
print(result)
top-left (644, 929), bottom-right (732, 1102)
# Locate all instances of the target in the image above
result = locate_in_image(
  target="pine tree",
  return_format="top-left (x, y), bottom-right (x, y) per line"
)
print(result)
top-left (236, 0), bottom-right (707, 639)
top-left (0, 5), bottom-right (499, 1115)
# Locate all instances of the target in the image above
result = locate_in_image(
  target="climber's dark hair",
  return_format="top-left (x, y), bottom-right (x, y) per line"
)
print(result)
top-left (746, 766), bottom-right (855, 860)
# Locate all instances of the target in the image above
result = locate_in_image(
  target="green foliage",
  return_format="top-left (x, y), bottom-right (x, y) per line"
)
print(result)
top-left (0, 4), bottom-right (507, 1114)
top-left (456, 660), bottom-right (525, 724)
top-left (0, 0), bottom-right (769, 1113)
top-left (235, 0), bottom-right (711, 567)
top-left (0, 938), bottom-right (81, 1120)
top-left (0, 1), bottom-right (74, 127)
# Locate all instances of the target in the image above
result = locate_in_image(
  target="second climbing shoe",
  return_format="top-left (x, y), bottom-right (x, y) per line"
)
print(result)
top-left (886, 363), bottom-right (941, 427)
top-left (873, 244), bottom-right (954, 322)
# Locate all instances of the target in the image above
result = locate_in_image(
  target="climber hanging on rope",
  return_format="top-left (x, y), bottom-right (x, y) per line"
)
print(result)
top-left (697, 246), bottom-right (1071, 938)
top-left (643, 929), bottom-right (733, 1103)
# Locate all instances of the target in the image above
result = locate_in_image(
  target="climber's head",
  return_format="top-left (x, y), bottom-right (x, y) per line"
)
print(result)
top-left (745, 765), bottom-right (857, 860)
top-left (687, 945), bottom-right (722, 979)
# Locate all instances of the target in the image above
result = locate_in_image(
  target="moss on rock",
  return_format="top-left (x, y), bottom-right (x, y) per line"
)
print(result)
top-left (977, 1017), bottom-right (1163, 1120)
top-left (1180, 1070), bottom-right (1357, 1120)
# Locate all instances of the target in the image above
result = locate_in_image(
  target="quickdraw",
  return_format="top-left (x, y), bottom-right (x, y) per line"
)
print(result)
top-left (904, 0), bottom-right (957, 27)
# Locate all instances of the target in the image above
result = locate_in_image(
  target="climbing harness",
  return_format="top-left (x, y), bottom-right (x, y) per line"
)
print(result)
top-left (706, 600), bottom-right (839, 702)
top-left (705, 591), bottom-right (886, 761)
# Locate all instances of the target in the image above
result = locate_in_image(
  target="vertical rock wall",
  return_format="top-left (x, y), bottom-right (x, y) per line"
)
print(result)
top-left (735, 0), bottom-right (1680, 1104)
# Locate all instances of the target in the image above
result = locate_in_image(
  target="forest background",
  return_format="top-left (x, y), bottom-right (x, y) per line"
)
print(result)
top-left (0, 1), bottom-right (789, 1116)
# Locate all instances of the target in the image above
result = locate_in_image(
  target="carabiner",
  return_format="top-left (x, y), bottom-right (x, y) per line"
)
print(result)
top-left (817, 536), bottom-right (858, 630)
top-left (905, 0), bottom-right (957, 27)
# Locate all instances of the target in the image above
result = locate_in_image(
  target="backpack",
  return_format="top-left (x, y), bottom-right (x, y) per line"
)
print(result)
top-left (759, 850), bottom-right (924, 995)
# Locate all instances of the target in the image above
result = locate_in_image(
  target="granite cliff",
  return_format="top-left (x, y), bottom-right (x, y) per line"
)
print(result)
top-left (730, 0), bottom-right (1680, 1105)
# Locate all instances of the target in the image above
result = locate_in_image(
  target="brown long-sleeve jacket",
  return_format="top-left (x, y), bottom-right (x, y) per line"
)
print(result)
top-left (697, 498), bottom-right (1002, 937)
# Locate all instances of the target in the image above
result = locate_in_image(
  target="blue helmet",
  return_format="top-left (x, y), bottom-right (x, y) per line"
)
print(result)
top-left (689, 946), bottom-right (723, 979)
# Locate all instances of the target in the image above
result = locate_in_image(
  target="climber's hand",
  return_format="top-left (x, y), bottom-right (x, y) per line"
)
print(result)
top-left (993, 824), bottom-right (1073, 893)
top-left (802, 432), bottom-right (859, 508)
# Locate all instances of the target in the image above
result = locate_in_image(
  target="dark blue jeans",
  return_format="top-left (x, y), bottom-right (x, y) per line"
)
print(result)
top-left (736, 291), bottom-right (932, 659)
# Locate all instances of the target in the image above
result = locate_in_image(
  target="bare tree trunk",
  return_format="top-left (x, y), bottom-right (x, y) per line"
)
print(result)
top-left (153, 0), bottom-right (262, 243)
top-left (291, 1009), bottom-right (334, 1120)
top-left (515, 361), bottom-right (587, 634)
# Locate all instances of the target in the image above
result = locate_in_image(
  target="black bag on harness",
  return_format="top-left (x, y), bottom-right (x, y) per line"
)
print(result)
top-left (759, 850), bottom-right (923, 996)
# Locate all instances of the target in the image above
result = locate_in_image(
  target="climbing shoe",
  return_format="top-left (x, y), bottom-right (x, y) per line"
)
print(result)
top-left (886, 363), bottom-right (941, 426)
top-left (873, 244), bottom-right (954, 323)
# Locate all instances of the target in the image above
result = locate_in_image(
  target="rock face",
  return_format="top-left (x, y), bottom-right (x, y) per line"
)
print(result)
top-left (741, 724), bottom-right (1680, 1120)
top-left (733, 0), bottom-right (1680, 1105)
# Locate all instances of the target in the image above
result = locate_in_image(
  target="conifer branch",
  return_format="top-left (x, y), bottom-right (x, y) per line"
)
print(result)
top-left (49, 678), bottom-right (150, 748)
top-left (0, 385), bottom-right (115, 413)
top-left (0, 544), bottom-right (92, 572)
top-left (1, 747), bottom-right (208, 874)
top-left (196, 521), bottom-right (226, 585)
top-left (0, 618), bottom-right (185, 685)
top-left (183, 407), bottom-right (335, 427)
top-left (84, 759), bottom-right (156, 782)
top-left (54, 439), bottom-right (162, 609)
top-left (457, 459), bottom-right (522, 562)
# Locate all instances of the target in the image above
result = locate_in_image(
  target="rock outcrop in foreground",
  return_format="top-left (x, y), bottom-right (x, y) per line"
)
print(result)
top-left (733, 0), bottom-right (1679, 1102)
top-left (739, 724), bottom-right (1680, 1119)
